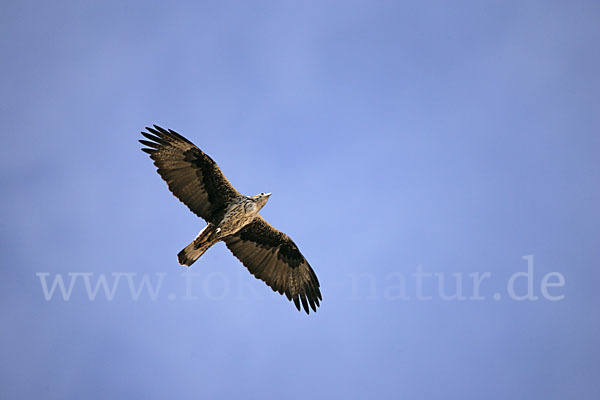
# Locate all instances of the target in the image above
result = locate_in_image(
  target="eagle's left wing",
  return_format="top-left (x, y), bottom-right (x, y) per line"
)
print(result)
top-left (224, 216), bottom-right (322, 314)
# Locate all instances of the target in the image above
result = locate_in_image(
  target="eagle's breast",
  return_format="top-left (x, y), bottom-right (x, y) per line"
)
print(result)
top-left (218, 197), bottom-right (259, 238)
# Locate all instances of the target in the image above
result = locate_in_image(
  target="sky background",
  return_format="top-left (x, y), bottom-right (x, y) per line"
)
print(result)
top-left (1, 1), bottom-right (599, 399)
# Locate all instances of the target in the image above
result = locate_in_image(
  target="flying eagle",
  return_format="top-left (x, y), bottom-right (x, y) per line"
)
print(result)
top-left (139, 125), bottom-right (321, 314)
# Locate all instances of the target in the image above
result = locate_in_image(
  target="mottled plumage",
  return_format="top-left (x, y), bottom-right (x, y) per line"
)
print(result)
top-left (139, 125), bottom-right (321, 314)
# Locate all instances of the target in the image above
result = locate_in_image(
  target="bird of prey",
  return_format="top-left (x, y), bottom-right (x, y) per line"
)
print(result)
top-left (139, 125), bottom-right (321, 314)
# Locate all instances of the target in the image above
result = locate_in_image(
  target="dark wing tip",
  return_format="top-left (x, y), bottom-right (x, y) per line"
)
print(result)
top-left (141, 148), bottom-right (156, 155)
top-left (308, 284), bottom-right (320, 307)
top-left (141, 131), bottom-right (169, 145)
top-left (145, 126), bottom-right (168, 139)
top-left (144, 125), bottom-right (195, 147)
top-left (153, 125), bottom-right (173, 137)
top-left (168, 128), bottom-right (194, 144)
top-left (139, 139), bottom-right (160, 149)
top-left (300, 294), bottom-right (310, 314)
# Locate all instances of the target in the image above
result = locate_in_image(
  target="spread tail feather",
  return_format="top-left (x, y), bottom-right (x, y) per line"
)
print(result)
top-left (178, 224), bottom-right (217, 266)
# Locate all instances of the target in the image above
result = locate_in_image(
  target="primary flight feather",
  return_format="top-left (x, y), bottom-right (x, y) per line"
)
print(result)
top-left (139, 125), bottom-right (321, 314)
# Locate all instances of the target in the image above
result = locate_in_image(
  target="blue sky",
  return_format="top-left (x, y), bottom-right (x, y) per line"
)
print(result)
top-left (1, 1), bottom-right (599, 399)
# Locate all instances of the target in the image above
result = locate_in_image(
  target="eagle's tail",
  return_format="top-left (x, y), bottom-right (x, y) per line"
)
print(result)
top-left (178, 224), bottom-right (218, 266)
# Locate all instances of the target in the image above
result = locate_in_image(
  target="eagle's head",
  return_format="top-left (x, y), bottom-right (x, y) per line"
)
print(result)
top-left (251, 192), bottom-right (271, 210)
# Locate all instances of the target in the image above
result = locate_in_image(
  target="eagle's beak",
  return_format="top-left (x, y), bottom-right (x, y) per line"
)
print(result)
top-left (265, 193), bottom-right (271, 197)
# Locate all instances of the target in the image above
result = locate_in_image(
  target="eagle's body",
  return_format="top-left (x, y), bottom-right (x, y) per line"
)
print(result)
top-left (139, 125), bottom-right (321, 313)
top-left (177, 194), bottom-right (268, 265)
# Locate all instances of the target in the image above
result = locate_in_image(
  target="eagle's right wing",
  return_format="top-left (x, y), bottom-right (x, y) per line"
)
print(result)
top-left (139, 125), bottom-right (241, 223)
